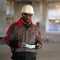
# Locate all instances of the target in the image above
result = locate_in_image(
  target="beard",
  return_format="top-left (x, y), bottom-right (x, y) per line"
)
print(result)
top-left (24, 19), bottom-right (30, 23)
top-left (23, 17), bottom-right (31, 23)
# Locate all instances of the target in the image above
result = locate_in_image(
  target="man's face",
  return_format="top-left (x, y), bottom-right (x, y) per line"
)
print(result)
top-left (22, 13), bottom-right (33, 23)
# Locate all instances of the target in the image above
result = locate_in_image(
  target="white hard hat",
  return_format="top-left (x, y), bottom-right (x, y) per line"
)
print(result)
top-left (21, 4), bottom-right (34, 14)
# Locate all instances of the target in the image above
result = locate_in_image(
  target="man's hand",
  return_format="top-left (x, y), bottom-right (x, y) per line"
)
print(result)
top-left (18, 42), bottom-right (25, 48)
top-left (35, 43), bottom-right (42, 49)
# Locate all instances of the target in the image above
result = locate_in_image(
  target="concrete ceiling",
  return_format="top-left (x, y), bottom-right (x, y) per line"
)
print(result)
top-left (15, 0), bottom-right (39, 1)
top-left (47, 0), bottom-right (60, 9)
top-left (12, 0), bottom-right (40, 2)
top-left (46, 0), bottom-right (60, 2)
top-left (7, 0), bottom-right (60, 2)
top-left (14, 0), bottom-right (60, 1)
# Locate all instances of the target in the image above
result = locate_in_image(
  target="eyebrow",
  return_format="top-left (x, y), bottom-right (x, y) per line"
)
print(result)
top-left (24, 13), bottom-right (32, 16)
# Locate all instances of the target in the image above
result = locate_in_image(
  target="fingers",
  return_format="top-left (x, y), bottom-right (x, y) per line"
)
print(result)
top-left (18, 42), bottom-right (25, 48)
top-left (36, 43), bottom-right (42, 49)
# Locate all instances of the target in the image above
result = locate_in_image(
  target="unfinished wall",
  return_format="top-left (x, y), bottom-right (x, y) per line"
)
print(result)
top-left (0, 0), bottom-right (6, 37)
top-left (0, 0), bottom-right (60, 42)
top-left (13, 0), bottom-right (60, 42)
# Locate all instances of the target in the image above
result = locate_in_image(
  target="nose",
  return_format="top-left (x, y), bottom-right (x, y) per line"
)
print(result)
top-left (26, 15), bottom-right (30, 19)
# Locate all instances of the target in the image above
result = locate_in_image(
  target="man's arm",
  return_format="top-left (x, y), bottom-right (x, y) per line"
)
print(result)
top-left (35, 27), bottom-right (44, 49)
top-left (5, 22), bottom-right (19, 48)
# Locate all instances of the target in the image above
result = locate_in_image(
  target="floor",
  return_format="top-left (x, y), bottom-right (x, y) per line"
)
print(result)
top-left (0, 42), bottom-right (60, 60)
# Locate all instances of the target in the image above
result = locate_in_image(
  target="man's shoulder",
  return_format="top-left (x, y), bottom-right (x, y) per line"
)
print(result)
top-left (9, 22), bottom-right (18, 27)
top-left (32, 23), bottom-right (36, 27)
top-left (32, 23), bottom-right (39, 28)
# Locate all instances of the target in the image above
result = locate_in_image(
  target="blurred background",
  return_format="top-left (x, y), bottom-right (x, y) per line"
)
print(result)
top-left (0, 0), bottom-right (60, 60)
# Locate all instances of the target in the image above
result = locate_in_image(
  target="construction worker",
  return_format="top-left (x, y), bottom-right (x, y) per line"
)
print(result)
top-left (5, 4), bottom-right (44, 60)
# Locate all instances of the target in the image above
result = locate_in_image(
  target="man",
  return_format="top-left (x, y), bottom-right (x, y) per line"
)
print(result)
top-left (5, 4), bottom-right (44, 60)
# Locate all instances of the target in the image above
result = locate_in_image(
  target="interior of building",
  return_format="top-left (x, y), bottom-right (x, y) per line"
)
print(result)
top-left (0, 0), bottom-right (60, 60)
top-left (0, 0), bottom-right (60, 42)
